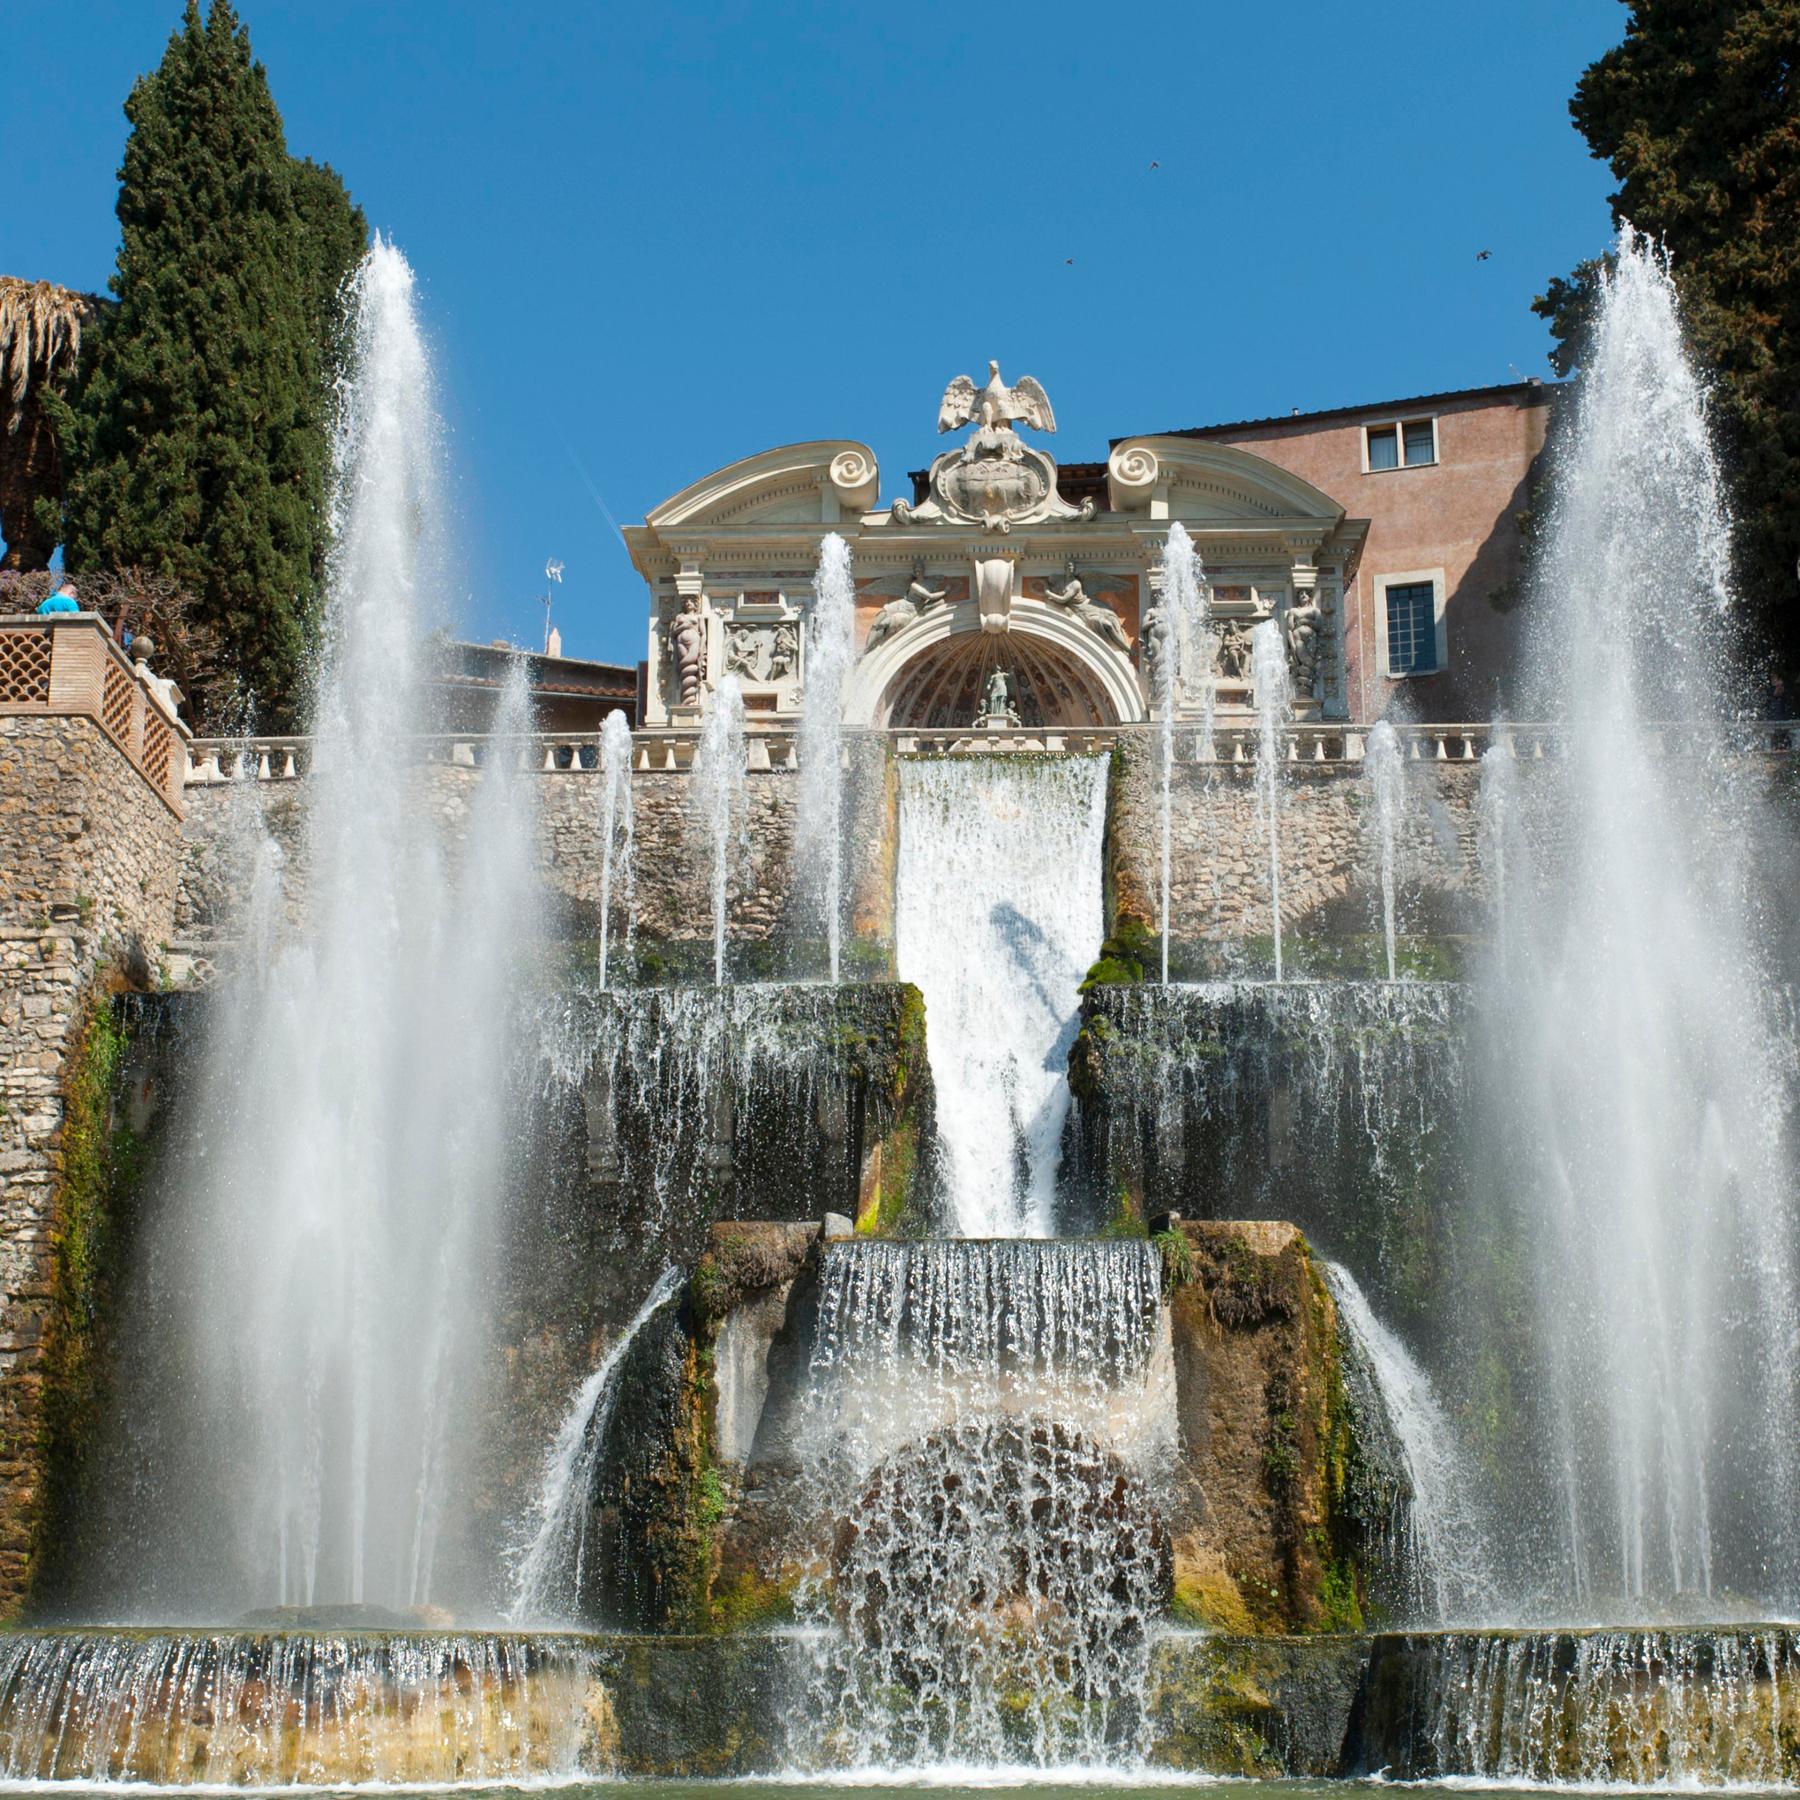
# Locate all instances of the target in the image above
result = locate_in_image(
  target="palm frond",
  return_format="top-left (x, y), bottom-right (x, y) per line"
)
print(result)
top-left (0, 276), bottom-right (98, 434)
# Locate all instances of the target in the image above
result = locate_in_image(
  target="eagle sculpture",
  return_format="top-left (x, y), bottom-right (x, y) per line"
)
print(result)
top-left (937, 361), bottom-right (1057, 436)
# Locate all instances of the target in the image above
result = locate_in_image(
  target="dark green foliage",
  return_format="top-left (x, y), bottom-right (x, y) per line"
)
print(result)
top-left (1535, 0), bottom-right (1800, 666)
top-left (59, 1), bottom-right (365, 728)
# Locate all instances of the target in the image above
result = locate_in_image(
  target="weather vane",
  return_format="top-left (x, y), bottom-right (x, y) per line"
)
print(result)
top-left (542, 558), bottom-right (564, 653)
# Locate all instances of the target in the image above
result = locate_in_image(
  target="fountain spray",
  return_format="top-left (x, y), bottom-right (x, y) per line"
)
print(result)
top-left (1363, 719), bottom-right (1404, 981)
top-left (1250, 618), bottom-right (1290, 981)
top-left (1155, 523), bottom-right (1210, 980)
top-left (798, 533), bottom-right (856, 980)
top-left (596, 709), bottom-right (635, 991)
top-left (691, 675), bottom-right (748, 986)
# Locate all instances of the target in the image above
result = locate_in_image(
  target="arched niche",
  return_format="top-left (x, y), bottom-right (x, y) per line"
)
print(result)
top-left (844, 598), bottom-right (1147, 729)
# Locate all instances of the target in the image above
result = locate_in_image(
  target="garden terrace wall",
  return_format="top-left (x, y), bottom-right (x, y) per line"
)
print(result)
top-left (0, 714), bottom-right (182, 1613)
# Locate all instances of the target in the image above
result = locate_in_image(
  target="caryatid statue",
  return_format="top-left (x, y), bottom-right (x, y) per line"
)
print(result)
top-left (1140, 602), bottom-right (1173, 697)
top-left (1284, 593), bottom-right (1323, 696)
top-left (669, 595), bottom-right (707, 707)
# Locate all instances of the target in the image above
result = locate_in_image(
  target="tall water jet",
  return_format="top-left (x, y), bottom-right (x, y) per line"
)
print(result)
top-left (1476, 731), bottom-right (1518, 959)
top-left (690, 675), bottom-right (747, 986)
top-left (596, 709), bottom-right (635, 990)
top-left (797, 533), bottom-right (856, 980)
top-left (1363, 719), bottom-right (1404, 981)
top-left (1484, 227), bottom-right (1800, 1613)
top-left (1251, 617), bottom-right (1290, 980)
top-left (895, 757), bottom-right (1107, 1236)
top-left (112, 240), bottom-right (544, 1616)
top-left (1153, 524), bottom-right (1210, 981)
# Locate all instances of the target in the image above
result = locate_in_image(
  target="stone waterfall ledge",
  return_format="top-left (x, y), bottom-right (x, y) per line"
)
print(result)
top-left (0, 1626), bottom-right (1791, 1781)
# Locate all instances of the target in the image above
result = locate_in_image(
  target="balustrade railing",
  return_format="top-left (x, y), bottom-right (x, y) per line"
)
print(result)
top-left (183, 717), bottom-right (1800, 787)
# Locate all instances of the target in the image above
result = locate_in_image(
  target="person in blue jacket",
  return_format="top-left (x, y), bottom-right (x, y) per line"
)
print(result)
top-left (35, 578), bottom-right (80, 615)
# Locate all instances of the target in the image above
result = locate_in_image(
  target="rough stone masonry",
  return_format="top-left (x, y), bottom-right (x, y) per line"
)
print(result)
top-left (0, 716), bottom-right (180, 1610)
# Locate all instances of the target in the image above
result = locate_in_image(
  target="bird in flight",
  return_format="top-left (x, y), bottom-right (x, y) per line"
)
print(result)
top-left (1149, 160), bottom-right (1160, 170)
top-left (1475, 249), bottom-right (1492, 261)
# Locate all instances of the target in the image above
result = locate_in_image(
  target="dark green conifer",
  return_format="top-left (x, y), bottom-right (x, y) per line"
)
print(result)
top-left (61, 1), bottom-right (364, 726)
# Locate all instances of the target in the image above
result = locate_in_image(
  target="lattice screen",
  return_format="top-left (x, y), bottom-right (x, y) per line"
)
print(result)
top-left (0, 628), bottom-right (53, 704)
top-left (142, 712), bottom-right (173, 793)
top-left (101, 659), bottom-right (135, 745)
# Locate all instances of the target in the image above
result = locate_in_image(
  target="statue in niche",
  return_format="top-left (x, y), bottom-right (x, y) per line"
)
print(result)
top-left (670, 596), bottom-right (707, 707)
top-left (980, 667), bottom-right (1020, 726)
top-left (1215, 619), bottom-right (1256, 682)
top-left (863, 567), bottom-right (947, 654)
top-left (1044, 566), bottom-right (1132, 653)
top-left (1285, 594), bottom-right (1322, 696)
top-left (769, 621), bottom-right (798, 682)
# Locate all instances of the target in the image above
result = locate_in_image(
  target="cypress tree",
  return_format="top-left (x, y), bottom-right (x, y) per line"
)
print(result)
top-left (61, 1), bottom-right (365, 726)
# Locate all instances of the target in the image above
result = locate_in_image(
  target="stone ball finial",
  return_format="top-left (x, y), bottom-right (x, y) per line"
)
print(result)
top-left (131, 634), bottom-right (157, 662)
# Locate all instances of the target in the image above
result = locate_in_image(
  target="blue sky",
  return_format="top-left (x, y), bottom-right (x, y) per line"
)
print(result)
top-left (8, 0), bottom-right (1623, 667)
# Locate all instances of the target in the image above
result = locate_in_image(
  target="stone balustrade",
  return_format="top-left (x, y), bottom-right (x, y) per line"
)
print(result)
top-left (183, 717), bottom-right (1800, 786)
top-left (0, 614), bottom-right (191, 815)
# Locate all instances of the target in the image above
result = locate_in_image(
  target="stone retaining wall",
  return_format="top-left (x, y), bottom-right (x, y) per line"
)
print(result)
top-left (177, 746), bottom-right (895, 974)
top-left (0, 717), bottom-right (180, 1612)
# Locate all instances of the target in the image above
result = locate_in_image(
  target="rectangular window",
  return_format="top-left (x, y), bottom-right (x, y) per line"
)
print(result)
top-left (1385, 580), bottom-right (1438, 676)
top-left (1365, 416), bottom-right (1437, 471)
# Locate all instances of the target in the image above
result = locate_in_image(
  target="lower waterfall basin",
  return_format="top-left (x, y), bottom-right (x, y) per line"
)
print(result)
top-left (0, 1783), bottom-right (1790, 1799)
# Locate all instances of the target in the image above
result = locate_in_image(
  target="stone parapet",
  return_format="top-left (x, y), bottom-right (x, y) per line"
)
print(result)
top-left (0, 616), bottom-right (189, 819)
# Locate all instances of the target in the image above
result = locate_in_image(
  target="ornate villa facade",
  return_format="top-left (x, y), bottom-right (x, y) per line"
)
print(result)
top-left (629, 368), bottom-right (1553, 732)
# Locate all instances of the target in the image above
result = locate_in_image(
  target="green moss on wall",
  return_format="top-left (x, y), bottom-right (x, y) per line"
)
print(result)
top-left (30, 993), bottom-right (143, 1611)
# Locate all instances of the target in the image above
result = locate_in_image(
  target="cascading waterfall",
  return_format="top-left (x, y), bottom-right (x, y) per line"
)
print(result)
top-left (798, 532), bottom-right (856, 980)
top-left (0, 1630), bottom-right (615, 1785)
top-left (1482, 227), bottom-right (1800, 1614)
top-left (596, 709), bottom-right (635, 990)
top-left (690, 675), bottom-right (748, 985)
top-left (1073, 981), bottom-right (1472, 1313)
top-left (1251, 618), bottom-right (1290, 980)
top-left (1360, 1628), bottom-right (1800, 1786)
top-left (540, 982), bottom-right (860, 1232)
top-left (791, 1240), bottom-right (1170, 1770)
top-left (508, 1267), bottom-right (683, 1623)
top-left (1326, 1263), bottom-right (1493, 1624)
top-left (112, 240), bottom-right (542, 1617)
top-left (1154, 523), bottom-right (1211, 980)
top-left (1363, 719), bottom-right (1404, 981)
top-left (894, 756), bottom-right (1107, 1236)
